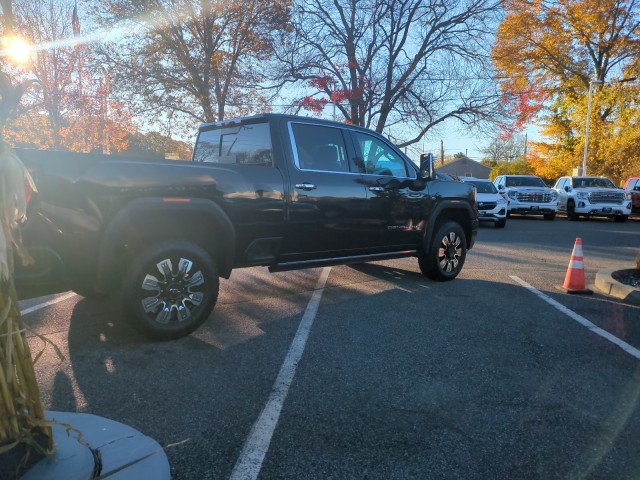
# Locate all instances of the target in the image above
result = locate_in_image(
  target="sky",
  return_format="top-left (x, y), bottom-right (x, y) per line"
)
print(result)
top-left (13, 1), bottom-right (540, 161)
top-left (422, 123), bottom-right (541, 163)
top-left (62, 3), bottom-right (523, 162)
top-left (306, 95), bottom-right (542, 165)
top-left (302, 102), bottom-right (540, 165)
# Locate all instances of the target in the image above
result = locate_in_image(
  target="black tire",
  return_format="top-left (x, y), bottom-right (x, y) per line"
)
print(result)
top-left (614, 215), bottom-right (628, 223)
top-left (495, 219), bottom-right (506, 228)
top-left (506, 211), bottom-right (511, 219)
top-left (418, 221), bottom-right (467, 281)
top-left (543, 212), bottom-right (556, 221)
top-left (566, 201), bottom-right (579, 221)
top-left (121, 241), bottom-right (219, 340)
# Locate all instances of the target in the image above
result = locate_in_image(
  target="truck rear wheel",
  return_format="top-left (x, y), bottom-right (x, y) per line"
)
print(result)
top-left (418, 221), bottom-right (467, 281)
top-left (121, 241), bottom-right (219, 340)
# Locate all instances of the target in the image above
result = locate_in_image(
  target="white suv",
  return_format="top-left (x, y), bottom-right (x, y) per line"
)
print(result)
top-left (553, 176), bottom-right (632, 222)
top-left (461, 177), bottom-right (507, 228)
top-left (493, 174), bottom-right (558, 220)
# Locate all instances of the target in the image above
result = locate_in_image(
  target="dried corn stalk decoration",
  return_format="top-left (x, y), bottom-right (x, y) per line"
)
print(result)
top-left (0, 141), bottom-right (53, 468)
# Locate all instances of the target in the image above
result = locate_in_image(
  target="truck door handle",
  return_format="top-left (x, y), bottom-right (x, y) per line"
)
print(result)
top-left (368, 186), bottom-right (385, 192)
top-left (295, 183), bottom-right (317, 191)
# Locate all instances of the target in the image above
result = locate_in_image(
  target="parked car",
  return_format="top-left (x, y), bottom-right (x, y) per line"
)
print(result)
top-left (493, 174), bottom-right (557, 220)
top-left (622, 176), bottom-right (640, 215)
top-left (461, 177), bottom-right (507, 228)
top-left (553, 176), bottom-right (632, 222)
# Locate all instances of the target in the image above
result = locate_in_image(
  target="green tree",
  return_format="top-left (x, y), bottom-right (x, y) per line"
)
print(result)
top-left (489, 158), bottom-right (533, 181)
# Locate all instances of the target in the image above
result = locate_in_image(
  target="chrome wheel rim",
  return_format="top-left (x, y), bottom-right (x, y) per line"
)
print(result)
top-left (140, 258), bottom-right (205, 324)
top-left (438, 231), bottom-right (462, 273)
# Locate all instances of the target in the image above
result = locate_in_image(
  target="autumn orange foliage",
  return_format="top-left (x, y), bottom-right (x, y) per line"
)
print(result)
top-left (493, 0), bottom-right (640, 184)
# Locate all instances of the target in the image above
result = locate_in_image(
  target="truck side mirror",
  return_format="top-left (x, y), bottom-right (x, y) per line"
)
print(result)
top-left (420, 152), bottom-right (434, 180)
top-left (564, 185), bottom-right (571, 192)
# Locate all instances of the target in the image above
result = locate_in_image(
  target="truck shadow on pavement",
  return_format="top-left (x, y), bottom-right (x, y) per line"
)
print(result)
top-left (59, 290), bottom-right (321, 478)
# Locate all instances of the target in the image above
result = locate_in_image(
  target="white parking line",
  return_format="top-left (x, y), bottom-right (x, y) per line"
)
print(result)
top-left (511, 275), bottom-right (640, 361)
top-left (229, 267), bottom-right (331, 480)
top-left (20, 292), bottom-right (78, 316)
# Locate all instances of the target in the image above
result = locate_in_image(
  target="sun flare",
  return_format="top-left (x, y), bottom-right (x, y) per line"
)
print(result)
top-left (2, 36), bottom-right (32, 64)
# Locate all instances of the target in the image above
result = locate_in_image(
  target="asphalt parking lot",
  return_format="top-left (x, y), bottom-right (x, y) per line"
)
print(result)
top-left (20, 215), bottom-right (640, 479)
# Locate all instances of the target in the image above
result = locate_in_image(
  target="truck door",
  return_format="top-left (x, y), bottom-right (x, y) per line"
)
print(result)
top-left (349, 130), bottom-right (428, 249)
top-left (283, 121), bottom-right (373, 255)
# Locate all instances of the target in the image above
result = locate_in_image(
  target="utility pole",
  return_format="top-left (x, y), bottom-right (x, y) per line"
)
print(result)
top-left (440, 140), bottom-right (444, 166)
top-left (582, 80), bottom-right (601, 176)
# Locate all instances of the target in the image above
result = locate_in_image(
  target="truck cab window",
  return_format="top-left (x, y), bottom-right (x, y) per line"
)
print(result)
top-left (290, 123), bottom-right (349, 172)
top-left (193, 123), bottom-right (272, 165)
top-left (353, 132), bottom-right (410, 178)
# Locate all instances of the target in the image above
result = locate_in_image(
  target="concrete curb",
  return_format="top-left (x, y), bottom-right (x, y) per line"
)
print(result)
top-left (22, 411), bottom-right (170, 480)
top-left (595, 268), bottom-right (640, 306)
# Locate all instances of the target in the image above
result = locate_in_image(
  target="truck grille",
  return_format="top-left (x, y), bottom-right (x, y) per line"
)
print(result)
top-left (477, 202), bottom-right (497, 210)
top-left (589, 191), bottom-right (625, 204)
top-left (516, 192), bottom-right (553, 203)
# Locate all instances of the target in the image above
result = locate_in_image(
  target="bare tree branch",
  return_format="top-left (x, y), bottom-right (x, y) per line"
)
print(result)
top-left (273, 0), bottom-right (503, 146)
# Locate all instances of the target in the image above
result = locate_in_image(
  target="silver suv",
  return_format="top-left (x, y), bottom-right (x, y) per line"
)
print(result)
top-left (553, 176), bottom-right (632, 222)
top-left (493, 174), bottom-right (558, 220)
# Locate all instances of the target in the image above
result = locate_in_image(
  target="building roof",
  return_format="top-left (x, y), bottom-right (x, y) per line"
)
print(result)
top-left (435, 156), bottom-right (491, 179)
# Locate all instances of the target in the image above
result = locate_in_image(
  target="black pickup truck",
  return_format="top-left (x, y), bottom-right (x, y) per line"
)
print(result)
top-left (15, 114), bottom-right (478, 340)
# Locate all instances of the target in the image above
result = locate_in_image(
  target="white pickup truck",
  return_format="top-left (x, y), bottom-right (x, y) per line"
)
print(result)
top-left (553, 176), bottom-right (632, 222)
top-left (493, 174), bottom-right (558, 220)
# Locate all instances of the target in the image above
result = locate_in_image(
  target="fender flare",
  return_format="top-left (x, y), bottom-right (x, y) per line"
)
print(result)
top-left (97, 197), bottom-right (236, 290)
top-left (423, 200), bottom-right (477, 251)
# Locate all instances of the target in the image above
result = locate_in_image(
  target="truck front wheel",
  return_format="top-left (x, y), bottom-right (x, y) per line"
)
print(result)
top-left (121, 241), bottom-right (219, 340)
top-left (418, 221), bottom-right (467, 281)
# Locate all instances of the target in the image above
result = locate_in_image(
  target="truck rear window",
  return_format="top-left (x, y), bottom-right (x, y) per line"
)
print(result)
top-left (193, 122), bottom-right (272, 165)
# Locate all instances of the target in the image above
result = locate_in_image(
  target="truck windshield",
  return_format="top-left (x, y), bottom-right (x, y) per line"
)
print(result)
top-left (505, 176), bottom-right (546, 187)
top-left (573, 177), bottom-right (616, 188)
top-left (467, 180), bottom-right (498, 193)
top-left (193, 122), bottom-right (272, 165)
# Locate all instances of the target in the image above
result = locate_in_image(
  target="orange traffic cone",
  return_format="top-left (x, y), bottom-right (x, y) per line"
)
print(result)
top-left (562, 238), bottom-right (593, 294)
